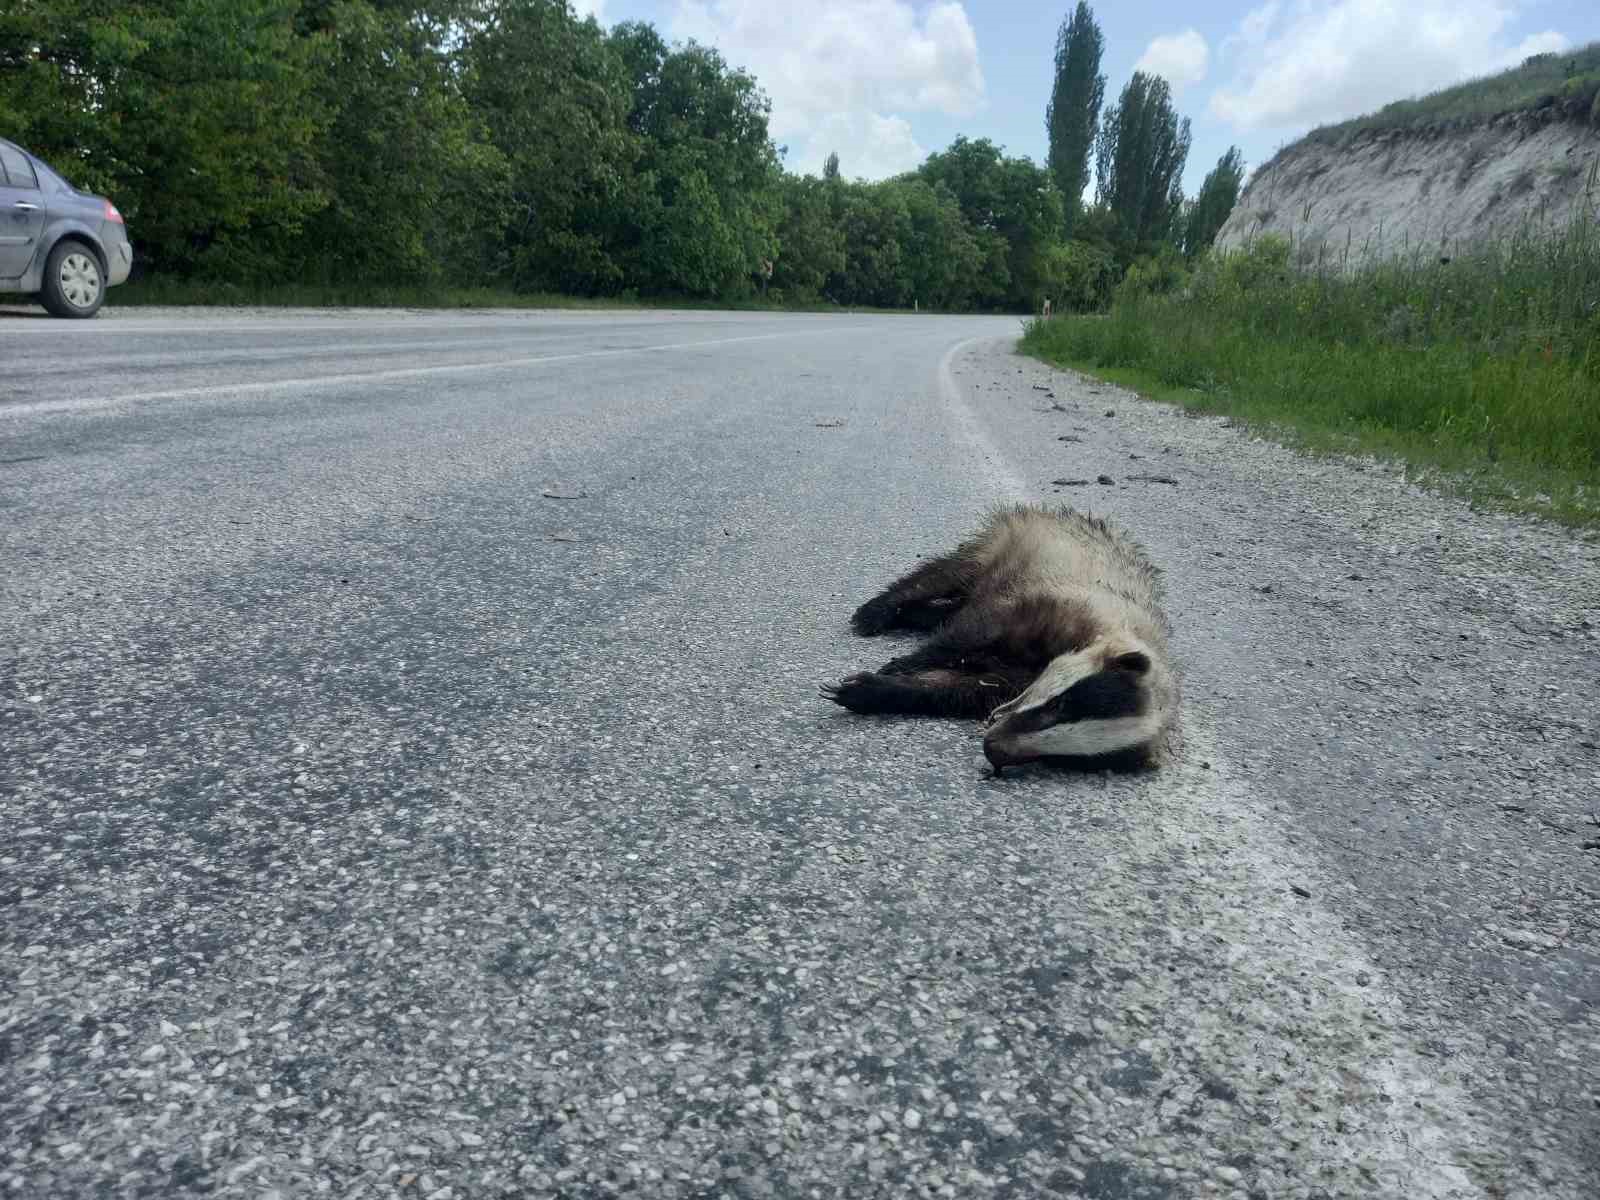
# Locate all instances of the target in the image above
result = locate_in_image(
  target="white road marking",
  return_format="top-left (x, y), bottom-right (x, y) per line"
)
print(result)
top-left (938, 334), bottom-right (1032, 501)
top-left (0, 336), bottom-right (576, 374)
top-left (939, 335), bottom-right (1493, 1197)
top-left (1, 329), bottom-right (838, 420)
top-left (0, 309), bottom-right (742, 336)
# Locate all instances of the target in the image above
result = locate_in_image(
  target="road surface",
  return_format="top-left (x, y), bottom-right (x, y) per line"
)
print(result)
top-left (3, 305), bottom-right (1597, 1198)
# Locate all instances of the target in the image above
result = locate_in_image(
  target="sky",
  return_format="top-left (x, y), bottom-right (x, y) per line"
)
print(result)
top-left (574, 1), bottom-right (1600, 197)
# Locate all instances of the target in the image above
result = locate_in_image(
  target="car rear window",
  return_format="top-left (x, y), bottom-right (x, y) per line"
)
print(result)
top-left (0, 145), bottom-right (40, 189)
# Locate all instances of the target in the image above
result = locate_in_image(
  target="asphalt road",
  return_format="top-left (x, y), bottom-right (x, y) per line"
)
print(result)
top-left (2, 305), bottom-right (1597, 1200)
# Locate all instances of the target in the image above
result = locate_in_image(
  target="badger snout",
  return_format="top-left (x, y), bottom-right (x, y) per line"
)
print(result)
top-left (982, 730), bottom-right (1030, 772)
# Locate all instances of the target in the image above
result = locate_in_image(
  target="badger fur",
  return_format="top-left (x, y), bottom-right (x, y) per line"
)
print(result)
top-left (822, 503), bottom-right (1179, 772)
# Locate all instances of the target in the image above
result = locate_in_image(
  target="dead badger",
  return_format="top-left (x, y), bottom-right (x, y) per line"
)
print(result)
top-left (822, 503), bottom-right (1179, 772)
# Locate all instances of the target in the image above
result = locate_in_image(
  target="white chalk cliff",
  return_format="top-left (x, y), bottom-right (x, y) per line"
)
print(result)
top-left (1215, 106), bottom-right (1600, 267)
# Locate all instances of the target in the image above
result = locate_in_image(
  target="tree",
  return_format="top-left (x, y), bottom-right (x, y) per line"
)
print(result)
top-left (772, 174), bottom-right (845, 299)
top-left (1044, 2), bottom-right (1105, 238)
top-left (1094, 71), bottom-right (1191, 258)
top-left (464, 0), bottom-right (637, 294)
top-left (1036, 239), bottom-right (1115, 311)
top-left (0, 0), bottom-right (330, 278)
top-left (609, 25), bottom-right (782, 296)
top-left (298, 1), bottom-right (509, 286)
top-left (823, 151), bottom-right (840, 180)
top-left (829, 184), bottom-right (910, 307)
top-left (1182, 145), bottom-right (1245, 257)
top-left (892, 179), bottom-right (984, 310)
top-left (917, 136), bottom-right (1064, 309)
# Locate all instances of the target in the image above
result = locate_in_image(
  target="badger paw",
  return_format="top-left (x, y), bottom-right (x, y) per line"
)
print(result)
top-left (821, 672), bottom-right (900, 713)
top-left (849, 597), bottom-right (899, 636)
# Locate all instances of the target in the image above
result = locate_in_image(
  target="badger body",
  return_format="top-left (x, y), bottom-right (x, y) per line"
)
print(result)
top-left (823, 503), bottom-right (1179, 772)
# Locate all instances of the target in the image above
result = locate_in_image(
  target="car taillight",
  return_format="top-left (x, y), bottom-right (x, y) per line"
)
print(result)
top-left (103, 200), bottom-right (124, 224)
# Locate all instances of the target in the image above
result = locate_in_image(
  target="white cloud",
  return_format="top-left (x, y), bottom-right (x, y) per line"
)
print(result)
top-left (1218, 1), bottom-right (1280, 60)
top-left (804, 112), bottom-right (927, 180)
top-left (1494, 30), bottom-right (1571, 71)
top-left (571, 0), bottom-right (606, 20)
top-left (1134, 30), bottom-right (1210, 93)
top-left (1209, 0), bottom-right (1572, 131)
top-left (668, 0), bottom-right (984, 178)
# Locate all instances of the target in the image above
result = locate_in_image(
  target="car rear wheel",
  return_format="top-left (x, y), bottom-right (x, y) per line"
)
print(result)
top-left (40, 240), bottom-right (105, 318)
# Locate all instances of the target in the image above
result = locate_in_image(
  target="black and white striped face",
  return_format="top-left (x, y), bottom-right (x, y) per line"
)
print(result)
top-left (982, 643), bottom-right (1164, 770)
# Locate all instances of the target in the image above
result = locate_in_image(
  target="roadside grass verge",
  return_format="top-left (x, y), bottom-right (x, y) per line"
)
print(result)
top-left (1019, 226), bottom-right (1600, 530)
top-left (107, 276), bottom-right (939, 316)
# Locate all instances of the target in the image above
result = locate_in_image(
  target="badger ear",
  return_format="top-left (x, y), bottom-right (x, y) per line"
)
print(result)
top-left (1110, 650), bottom-right (1151, 675)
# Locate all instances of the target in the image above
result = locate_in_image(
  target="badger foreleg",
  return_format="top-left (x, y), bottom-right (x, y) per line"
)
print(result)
top-left (821, 667), bottom-right (1023, 718)
top-left (850, 552), bottom-right (973, 635)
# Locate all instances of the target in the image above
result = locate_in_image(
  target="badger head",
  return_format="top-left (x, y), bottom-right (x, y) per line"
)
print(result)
top-left (982, 639), bottom-right (1172, 772)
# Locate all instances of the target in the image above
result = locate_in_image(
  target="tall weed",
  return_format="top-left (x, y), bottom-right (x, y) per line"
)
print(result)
top-left (1021, 213), bottom-right (1600, 525)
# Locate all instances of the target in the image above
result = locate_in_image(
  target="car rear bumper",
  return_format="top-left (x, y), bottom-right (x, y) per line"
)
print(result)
top-left (104, 227), bottom-right (132, 287)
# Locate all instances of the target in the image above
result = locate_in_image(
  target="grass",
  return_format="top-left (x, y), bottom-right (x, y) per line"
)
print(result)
top-left (1018, 221), bottom-right (1600, 530)
top-left (107, 275), bottom-right (938, 316)
top-left (1302, 40), bottom-right (1600, 148)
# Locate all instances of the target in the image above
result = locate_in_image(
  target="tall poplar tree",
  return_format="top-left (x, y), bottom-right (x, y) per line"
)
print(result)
top-left (1094, 71), bottom-right (1192, 254)
top-left (1182, 146), bottom-right (1245, 257)
top-left (1044, 2), bottom-right (1105, 238)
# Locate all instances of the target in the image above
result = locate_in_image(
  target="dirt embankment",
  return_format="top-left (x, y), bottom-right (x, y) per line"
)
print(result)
top-left (1215, 108), bottom-right (1600, 266)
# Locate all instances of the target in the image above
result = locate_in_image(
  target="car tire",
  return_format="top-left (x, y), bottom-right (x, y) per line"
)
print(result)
top-left (40, 240), bottom-right (106, 318)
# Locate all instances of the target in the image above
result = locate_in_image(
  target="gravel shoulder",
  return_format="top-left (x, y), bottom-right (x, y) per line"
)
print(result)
top-left (967, 336), bottom-right (1600, 1191)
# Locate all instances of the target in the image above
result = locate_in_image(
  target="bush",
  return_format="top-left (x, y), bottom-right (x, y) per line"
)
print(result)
top-left (1036, 240), bottom-right (1117, 312)
top-left (1117, 246), bottom-right (1189, 301)
top-left (1200, 235), bottom-right (1290, 293)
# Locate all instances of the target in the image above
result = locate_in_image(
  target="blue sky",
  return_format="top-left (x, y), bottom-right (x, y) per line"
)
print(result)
top-left (577, 1), bottom-right (1600, 197)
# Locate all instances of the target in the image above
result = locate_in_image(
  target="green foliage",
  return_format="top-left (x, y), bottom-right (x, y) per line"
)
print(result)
top-left (771, 174), bottom-right (844, 299)
top-left (1117, 245), bottom-right (1189, 300)
top-left (1201, 234), bottom-right (1290, 295)
top-left (1182, 146), bottom-right (1244, 258)
top-left (1035, 239), bottom-right (1115, 312)
top-left (610, 27), bottom-right (781, 297)
top-left (1021, 214), bottom-right (1600, 525)
top-left (916, 135), bottom-right (1066, 309)
top-left (1045, 2), bottom-right (1105, 238)
top-left (463, 0), bottom-right (636, 295)
top-left (1094, 71), bottom-right (1191, 259)
top-left (1, 0), bottom-right (329, 277)
top-left (828, 184), bottom-right (911, 308)
top-left (299, 1), bottom-right (508, 286)
top-left (0, 0), bottom-right (1197, 313)
top-left (894, 179), bottom-right (986, 309)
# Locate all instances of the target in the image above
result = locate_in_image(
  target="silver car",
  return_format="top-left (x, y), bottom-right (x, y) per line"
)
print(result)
top-left (0, 137), bottom-right (133, 318)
